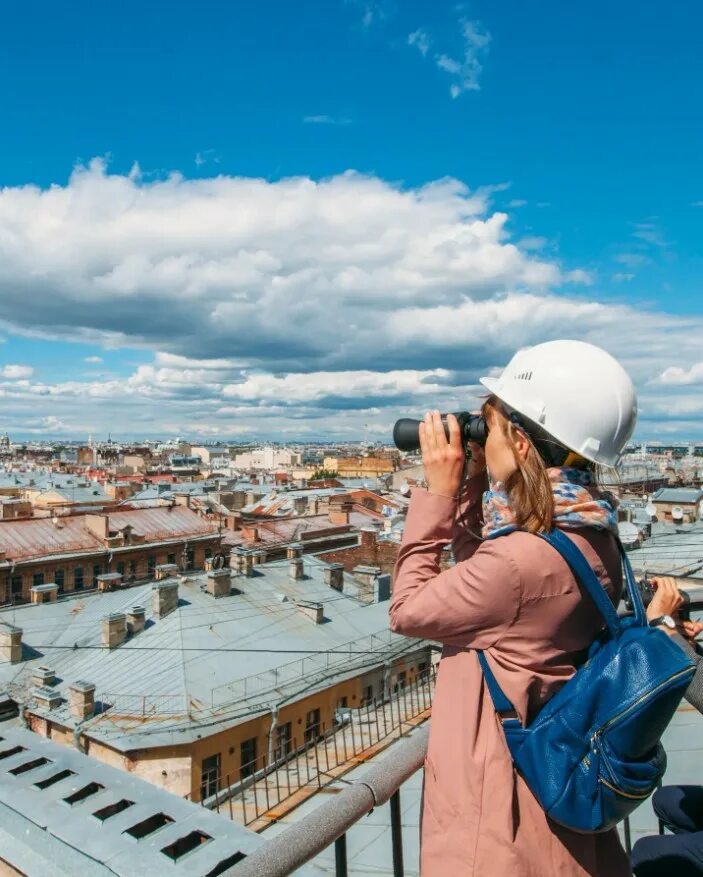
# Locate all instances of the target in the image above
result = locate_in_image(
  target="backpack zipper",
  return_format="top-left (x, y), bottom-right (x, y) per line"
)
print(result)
top-left (598, 776), bottom-right (652, 800)
top-left (590, 666), bottom-right (693, 744)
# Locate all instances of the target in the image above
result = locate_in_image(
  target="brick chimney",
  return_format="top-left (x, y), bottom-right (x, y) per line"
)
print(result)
top-left (352, 565), bottom-right (382, 589)
top-left (102, 613), bottom-right (127, 649)
top-left (329, 502), bottom-right (352, 525)
top-left (240, 552), bottom-right (254, 577)
top-left (68, 681), bottom-right (96, 720)
top-left (152, 580), bottom-right (179, 619)
top-left (155, 563), bottom-right (179, 581)
top-left (324, 563), bottom-right (345, 592)
top-left (31, 666), bottom-right (55, 687)
top-left (0, 623), bottom-right (23, 664)
top-left (30, 583), bottom-right (59, 604)
top-left (360, 526), bottom-right (377, 549)
top-left (126, 606), bottom-right (145, 635)
top-left (296, 600), bottom-right (324, 624)
top-left (253, 549), bottom-right (267, 565)
top-left (289, 558), bottom-right (304, 581)
top-left (286, 543), bottom-right (303, 560)
top-left (33, 686), bottom-right (62, 711)
top-left (207, 569), bottom-right (232, 598)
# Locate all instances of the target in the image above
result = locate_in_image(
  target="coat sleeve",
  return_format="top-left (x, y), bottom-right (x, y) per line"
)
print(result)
top-left (389, 478), bottom-right (520, 649)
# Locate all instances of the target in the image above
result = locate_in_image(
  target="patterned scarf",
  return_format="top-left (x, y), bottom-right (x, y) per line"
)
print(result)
top-left (482, 466), bottom-right (619, 539)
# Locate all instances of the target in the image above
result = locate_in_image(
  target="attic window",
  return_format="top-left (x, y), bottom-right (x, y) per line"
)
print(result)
top-left (63, 781), bottom-right (105, 805)
top-left (124, 812), bottom-right (174, 839)
top-left (9, 756), bottom-right (52, 776)
top-left (0, 745), bottom-right (25, 760)
top-left (93, 799), bottom-right (135, 821)
top-left (205, 852), bottom-right (247, 876)
top-left (35, 768), bottom-right (75, 789)
top-left (161, 830), bottom-right (213, 861)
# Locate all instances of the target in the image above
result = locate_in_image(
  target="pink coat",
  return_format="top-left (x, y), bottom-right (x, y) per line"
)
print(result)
top-left (390, 475), bottom-right (631, 877)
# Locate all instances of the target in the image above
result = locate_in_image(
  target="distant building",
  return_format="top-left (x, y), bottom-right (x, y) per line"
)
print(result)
top-left (233, 447), bottom-right (302, 470)
top-left (651, 487), bottom-right (703, 524)
top-left (323, 455), bottom-right (396, 478)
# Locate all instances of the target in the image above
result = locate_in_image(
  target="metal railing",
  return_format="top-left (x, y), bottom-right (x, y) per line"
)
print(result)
top-left (194, 667), bottom-right (436, 828)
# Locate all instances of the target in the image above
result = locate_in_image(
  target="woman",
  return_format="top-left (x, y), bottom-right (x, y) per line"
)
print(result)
top-left (390, 340), bottom-right (637, 876)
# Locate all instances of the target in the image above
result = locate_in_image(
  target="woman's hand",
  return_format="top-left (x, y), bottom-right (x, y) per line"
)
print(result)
top-left (647, 577), bottom-right (684, 622)
top-left (419, 410), bottom-right (466, 498)
top-left (678, 619), bottom-right (703, 645)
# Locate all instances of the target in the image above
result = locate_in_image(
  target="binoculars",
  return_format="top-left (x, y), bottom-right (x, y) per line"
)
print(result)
top-left (393, 412), bottom-right (488, 453)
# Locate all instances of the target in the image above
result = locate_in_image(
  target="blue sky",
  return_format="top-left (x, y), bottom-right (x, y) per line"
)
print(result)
top-left (0, 0), bottom-right (702, 440)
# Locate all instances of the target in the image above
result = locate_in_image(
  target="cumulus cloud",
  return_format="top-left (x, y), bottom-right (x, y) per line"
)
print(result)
top-left (0, 159), bottom-right (701, 439)
top-left (658, 362), bottom-right (703, 386)
top-left (1, 364), bottom-right (34, 379)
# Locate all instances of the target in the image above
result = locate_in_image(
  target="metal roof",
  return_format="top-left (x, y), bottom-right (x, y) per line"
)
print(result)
top-left (652, 487), bottom-right (703, 504)
top-left (0, 557), bottom-right (414, 752)
top-left (0, 725), bottom-right (320, 877)
top-left (0, 506), bottom-right (217, 562)
top-left (626, 519), bottom-right (703, 578)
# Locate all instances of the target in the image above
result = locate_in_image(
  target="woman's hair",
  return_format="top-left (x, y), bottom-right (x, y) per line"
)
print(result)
top-left (481, 396), bottom-right (556, 534)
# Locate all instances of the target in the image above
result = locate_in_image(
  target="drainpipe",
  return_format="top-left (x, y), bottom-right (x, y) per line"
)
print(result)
top-left (267, 703), bottom-right (280, 766)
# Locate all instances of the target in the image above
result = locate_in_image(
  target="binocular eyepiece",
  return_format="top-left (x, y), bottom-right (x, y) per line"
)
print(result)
top-left (393, 412), bottom-right (488, 453)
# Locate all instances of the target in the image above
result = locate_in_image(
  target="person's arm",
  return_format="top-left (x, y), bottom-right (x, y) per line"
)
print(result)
top-left (389, 486), bottom-right (520, 648)
top-left (646, 577), bottom-right (703, 713)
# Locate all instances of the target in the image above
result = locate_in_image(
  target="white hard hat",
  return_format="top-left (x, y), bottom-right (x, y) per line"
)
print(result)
top-left (480, 340), bottom-right (637, 467)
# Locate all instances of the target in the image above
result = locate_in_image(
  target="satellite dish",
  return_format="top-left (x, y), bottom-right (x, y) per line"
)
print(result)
top-left (672, 506), bottom-right (684, 522)
top-left (645, 503), bottom-right (656, 518)
top-left (399, 481), bottom-right (410, 497)
top-left (617, 522), bottom-right (639, 546)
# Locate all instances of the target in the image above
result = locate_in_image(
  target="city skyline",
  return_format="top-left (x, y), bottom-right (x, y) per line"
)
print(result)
top-left (1, 1), bottom-right (702, 441)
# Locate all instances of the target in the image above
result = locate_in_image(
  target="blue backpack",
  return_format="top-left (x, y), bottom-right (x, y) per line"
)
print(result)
top-left (477, 528), bottom-right (696, 833)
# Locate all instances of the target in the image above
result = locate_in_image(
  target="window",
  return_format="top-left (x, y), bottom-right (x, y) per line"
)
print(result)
top-left (147, 555), bottom-right (156, 576)
top-left (128, 560), bottom-right (137, 581)
top-left (240, 737), bottom-right (258, 779)
top-left (304, 708), bottom-right (321, 744)
top-left (393, 671), bottom-right (407, 693)
top-left (74, 567), bottom-right (84, 590)
top-left (184, 547), bottom-right (195, 570)
top-left (32, 572), bottom-right (44, 588)
top-left (337, 696), bottom-right (348, 709)
top-left (10, 574), bottom-right (23, 599)
top-left (200, 753), bottom-right (220, 800)
top-left (116, 561), bottom-right (125, 578)
top-left (167, 553), bottom-right (176, 566)
top-left (361, 685), bottom-right (374, 707)
top-left (55, 570), bottom-right (64, 593)
top-left (274, 722), bottom-right (292, 761)
top-left (205, 547), bottom-right (213, 560)
top-left (92, 564), bottom-right (102, 586)
top-left (418, 662), bottom-right (429, 681)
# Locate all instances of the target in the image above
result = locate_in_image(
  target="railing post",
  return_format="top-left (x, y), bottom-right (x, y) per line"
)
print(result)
top-left (623, 815), bottom-right (632, 857)
top-left (335, 834), bottom-right (348, 877)
top-left (390, 789), bottom-right (404, 877)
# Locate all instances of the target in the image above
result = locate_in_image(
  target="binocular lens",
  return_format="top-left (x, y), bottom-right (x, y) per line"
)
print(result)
top-left (392, 412), bottom-right (487, 452)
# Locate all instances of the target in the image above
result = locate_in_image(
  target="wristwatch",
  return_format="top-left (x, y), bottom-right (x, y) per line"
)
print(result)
top-left (649, 615), bottom-right (676, 630)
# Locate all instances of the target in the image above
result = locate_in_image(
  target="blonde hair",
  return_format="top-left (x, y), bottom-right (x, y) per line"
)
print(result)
top-left (481, 396), bottom-right (555, 534)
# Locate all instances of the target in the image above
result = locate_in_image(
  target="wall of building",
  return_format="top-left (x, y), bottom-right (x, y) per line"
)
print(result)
top-left (653, 500), bottom-right (700, 523)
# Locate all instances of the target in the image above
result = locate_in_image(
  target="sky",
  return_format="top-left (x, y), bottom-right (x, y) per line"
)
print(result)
top-left (0, 0), bottom-right (702, 442)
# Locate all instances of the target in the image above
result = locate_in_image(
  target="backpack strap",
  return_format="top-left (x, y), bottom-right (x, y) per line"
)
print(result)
top-left (477, 528), bottom-right (646, 723)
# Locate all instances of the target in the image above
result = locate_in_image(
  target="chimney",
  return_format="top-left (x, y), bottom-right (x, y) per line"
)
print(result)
top-left (31, 666), bottom-right (55, 688)
top-left (286, 543), bottom-right (303, 560)
top-left (329, 501), bottom-right (352, 525)
top-left (207, 569), bottom-right (232, 598)
top-left (84, 513), bottom-right (109, 540)
top-left (352, 565), bottom-right (381, 589)
top-left (68, 681), bottom-right (95, 720)
top-left (0, 623), bottom-right (22, 664)
top-left (30, 583), bottom-right (59, 604)
top-left (373, 573), bottom-right (391, 603)
top-left (296, 600), bottom-right (324, 624)
top-left (155, 563), bottom-right (179, 581)
top-left (126, 605), bottom-right (146, 635)
top-left (242, 525), bottom-right (260, 543)
top-left (240, 553), bottom-right (254, 577)
top-left (33, 686), bottom-right (62, 711)
top-left (360, 527), bottom-right (377, 549)
top-left (97, 573), bottom-right (123, 592)
top-left (102, 612), bottom-right (127, 649)
top-left (152, 580), bottom-right (179, 619)
top-left (293, 497), bottom-right (308, 515)
top-left (289, 558), bottom-right (304, 581)
top-left (253, 549), bottom-right (267, 565)
top-left (324, 563), bottom-right (345, 592)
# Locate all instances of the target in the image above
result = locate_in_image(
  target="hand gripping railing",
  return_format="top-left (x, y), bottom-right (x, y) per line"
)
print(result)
top-left (222, 724), bottom-right (429, 877)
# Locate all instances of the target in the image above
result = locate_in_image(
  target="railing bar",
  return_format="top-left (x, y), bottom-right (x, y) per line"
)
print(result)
top-left (390, 789), bottom-right (404, 877)
top-left (350, 712), bottom-right (358, 756)
top-left (263, 755), bottom-right (271, 813)
top-left (314, 730), bottom-right (322, 788)
top-left (251, 760), bottom-right (260, 818)
top-left (623, 815), bottom-right (632, 857)
top-left (335, 834), bottom-right (348, 877)
top-left (333, 719), bottom-right (340, 768)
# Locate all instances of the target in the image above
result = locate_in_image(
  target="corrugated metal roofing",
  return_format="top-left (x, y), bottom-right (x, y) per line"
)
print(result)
top-left (652, 487), bottom-right (703, 504)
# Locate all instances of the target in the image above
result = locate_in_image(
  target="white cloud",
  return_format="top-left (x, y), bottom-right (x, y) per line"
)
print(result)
top-left (436, 19), bottom-right (491, 97)
top-left (1, 364), bottom-right (34, 379)
top-left (658, 362), bottom-right (703, 386)
top-left (84, 355), bottom-right (103, 364)
top-left (612, 272), bottom-right (635, 282)
top-left (0, 159), bottom-right (700, 439)
top-left (194, 149), bottom-right (220, 168)
top-left (303, 115), bottom-right (352, 125)
top-left (508, 198), bottom-right (527, 208)
top-left (408, 29), bottom-right (431, 57)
